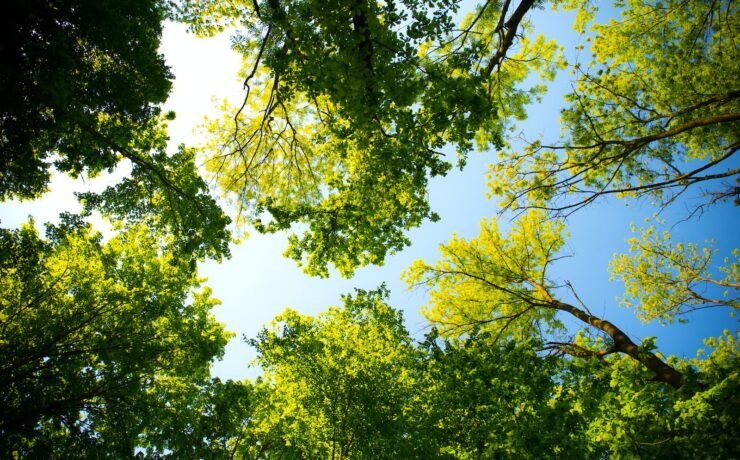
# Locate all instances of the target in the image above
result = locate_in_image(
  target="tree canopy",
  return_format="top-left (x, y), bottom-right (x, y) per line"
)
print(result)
top-left (0, 219), bottom-right (231, 456)
top-left (0, 0), bottom-right (171, 200)
top-left (179, 0), bottom-right (561, 276)
top-left (0, 0), bottom-right (232, 263)
top-left (490, 0), bottom-right (739, 213)
top-left (134, 290), bottom-right (738, 458)
top-left (404, 210), bottom-right (691, 388)
top-left (241, 287), bottom-right (423, 458)
top-left (1, 0), bottom-right (738, 457)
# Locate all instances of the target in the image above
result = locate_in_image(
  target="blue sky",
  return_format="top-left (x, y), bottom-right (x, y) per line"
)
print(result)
top-left (1, 5), bottom-right (737, 382)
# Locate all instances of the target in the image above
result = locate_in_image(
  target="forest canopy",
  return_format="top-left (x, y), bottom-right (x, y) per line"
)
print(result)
top-left (0, 0), bottom-right (738, 457)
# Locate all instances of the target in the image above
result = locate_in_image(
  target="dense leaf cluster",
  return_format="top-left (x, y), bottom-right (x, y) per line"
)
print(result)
top-left (1, 0), bottom-right (737, 457)
top-left (0, 220), bottom-right (231, 456)
top-left (182, 0), bottom-right (560, 276)
top-left (0, 0), bottom-right (171, 199)
top-left (145, 290), bottom-right (738, 459)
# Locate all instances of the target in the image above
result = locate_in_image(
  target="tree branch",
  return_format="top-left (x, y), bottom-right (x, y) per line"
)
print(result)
top-left (483, 0), bottom-right (535, 78)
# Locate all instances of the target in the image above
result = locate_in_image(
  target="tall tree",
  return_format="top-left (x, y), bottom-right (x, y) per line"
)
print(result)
top-left (179, 0), bottom-right (561, 276)
top-left (242, 287), bottom-right (425, 458)
top-left (0, 0), bottom-right (170, 199)
top-left (490, 0), bottom-right (740, 214)
top-left (404, 210), bottom-right (695, 388)
top-left (0, 219), bottom-right (231, 457)
top-left (1, 0), bottom-right (232, 262)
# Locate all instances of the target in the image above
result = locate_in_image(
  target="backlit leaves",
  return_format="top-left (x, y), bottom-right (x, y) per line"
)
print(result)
top-left (191, 0), bottom-right (564, 276)
top-left (0, 221), bottom-right (231, 455)
top-left (610, 219), bottom-right (739, 324)
top-left (491, 0), bottom-right (740, 213)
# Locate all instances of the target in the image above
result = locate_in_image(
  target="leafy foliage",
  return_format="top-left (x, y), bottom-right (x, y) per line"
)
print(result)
top-left (0, 0), bottom-right (171, 199)
top-left (417, 332), bottom-right (591, 458)
top-left (2, 0), bottom-right (738, 457)
top-left (490, 0), bottom-right (740, 213)
top-left (405, 210), bottom-right (686, 388)
top-left (404, 210), bottom-right (565, 338)
top-left (77, 143), bottom-right (232, 263)
top-left (242, 286), bottom-right (422, 458)
top-left (560, 331), bottom-right (739, 458)
top-left (610, 219), bottom-right (739, 324)
top-left (137, 377), bottom-right (255, 458)
top-left (0, 220), bottom-right (231, 456)
top-left (181, 0), bottom-right (561, 276)
top-left (0, 0), bottom-right (232, 262)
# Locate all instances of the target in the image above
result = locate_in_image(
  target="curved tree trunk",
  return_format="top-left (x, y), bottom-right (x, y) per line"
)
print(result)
top-left (551, 300), bottom-right (683, 389)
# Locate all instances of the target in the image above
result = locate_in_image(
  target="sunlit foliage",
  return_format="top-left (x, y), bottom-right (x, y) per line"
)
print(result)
top-left (0, 220), bottom-right (231, 456)
top-left (180, 0), bottom-right (562, 276)
top-left (1, 0), bottom-right (737, 456)
top-left (490, 0), bottom-right (740, 213)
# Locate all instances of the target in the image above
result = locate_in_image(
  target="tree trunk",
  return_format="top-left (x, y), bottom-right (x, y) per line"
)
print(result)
top-left (553, 300), bottom-right (684, 389)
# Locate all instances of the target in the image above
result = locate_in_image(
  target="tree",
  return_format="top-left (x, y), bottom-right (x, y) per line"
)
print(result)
top-left (0, 219), bottom-right (231, 457)
top-left (0, 0), bottom-right (232, 263)
top-left (490, 0), bottom-right (740, 214)
top-left (610, 219), bottom-right (738, 324)
top-left (0, 0), bottom-right (170, 200)
top-left (557, 332), bottom-right (739, 458)
top-left (416, 331), bottom-right (592, 458)
top-left (178, 0), bottom-right (561, 276)
top-left (241, 286), bottom-right (424, 459)
top-left (404, 210), bottom-right (689, 388)
top-left (136, 377), bottom-right (256, 458)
